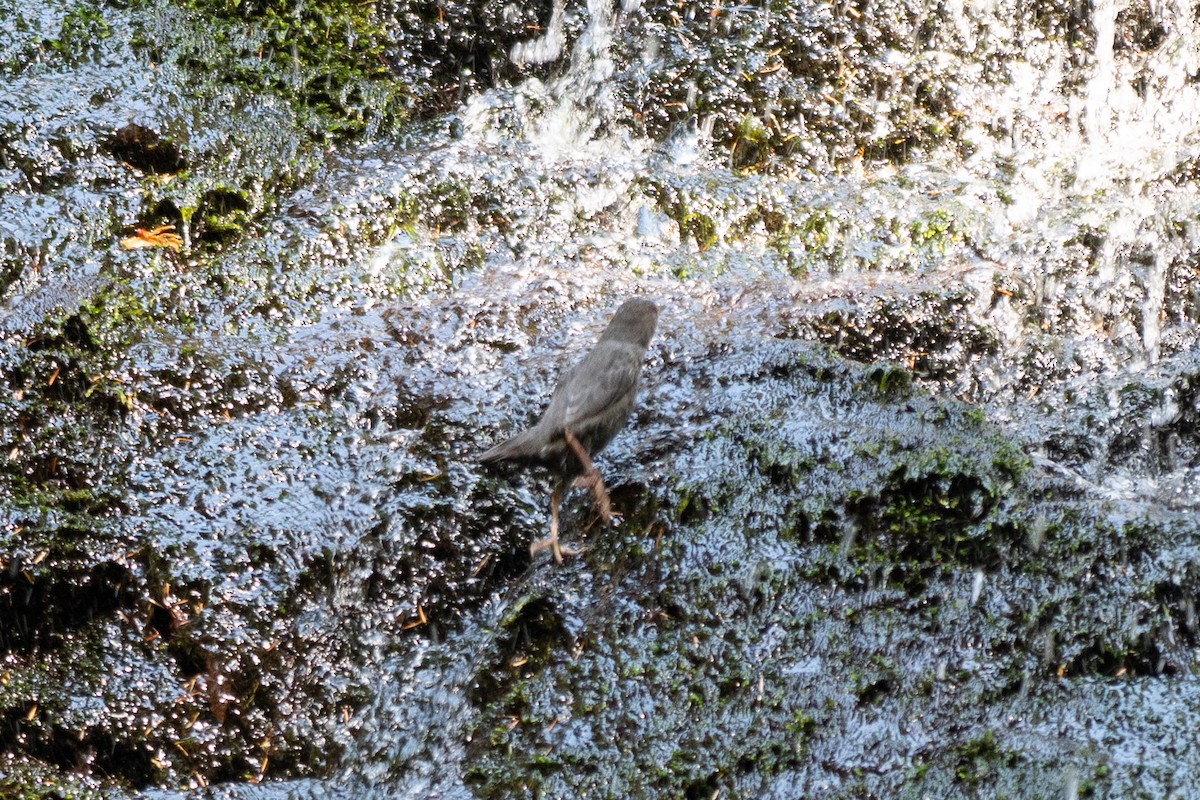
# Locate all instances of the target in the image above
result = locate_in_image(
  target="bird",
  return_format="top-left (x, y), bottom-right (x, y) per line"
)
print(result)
top-left (479, 297), bottom-right (660, 562)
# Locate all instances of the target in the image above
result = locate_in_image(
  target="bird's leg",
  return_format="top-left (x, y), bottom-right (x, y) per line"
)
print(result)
top-left (563, 428), bottom-right (614, 524)
top-left (529, 486), bottom-right (578, 563)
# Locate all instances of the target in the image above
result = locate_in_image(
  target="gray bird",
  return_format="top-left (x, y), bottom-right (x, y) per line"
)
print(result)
top-left (480, 297), bottom-right (659, 562)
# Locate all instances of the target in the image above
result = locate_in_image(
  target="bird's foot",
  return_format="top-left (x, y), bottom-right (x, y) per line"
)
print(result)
top-left (530, 535), bottom-right (581, 564)
top-left (573, 469), bottom-right (614, 524)
top-left (562, 429), bottom-right (616, 523)
top-left (530, 486), bottom-right (580, 564)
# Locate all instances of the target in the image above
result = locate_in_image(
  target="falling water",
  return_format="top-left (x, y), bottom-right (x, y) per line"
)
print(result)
top-left (5, 0), bottom-right (1200, 795)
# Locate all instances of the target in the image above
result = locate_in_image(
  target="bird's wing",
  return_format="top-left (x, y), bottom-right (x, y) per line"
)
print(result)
top-left (544, 343), bottom-right (640, 431)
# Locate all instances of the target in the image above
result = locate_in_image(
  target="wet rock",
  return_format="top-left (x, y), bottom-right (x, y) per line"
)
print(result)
top-left (106, 124), bottom-right (186, 175)
top-left (3, 0), bottom-right (1200, 795)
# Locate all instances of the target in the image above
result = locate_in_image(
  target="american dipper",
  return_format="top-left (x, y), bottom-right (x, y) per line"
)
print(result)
top-left (479, 297), bottom-right (659, 562)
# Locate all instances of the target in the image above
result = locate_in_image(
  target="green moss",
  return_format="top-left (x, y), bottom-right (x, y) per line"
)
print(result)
top-left (656, 190), bottom-right (720, 253)
top-left (785, 709), bottom-right (816, 737)
top-left (731, 114), bottom-right (772, 172)
top-left (426, 181), bottom-right (474, 232)
top-left (0, 758), bottom-right (105, 800)
top-left (145, 0), bottom-right (410, 140)
top-left (798, 208), bottom-right (834, 249)
top-left (196, 187), bottom-right (253, 245)
top-left (765, 212), bottom-right (797, 256)
top-left (909, 209), bottom-right (959, 254)
top-left (953, 730), bottom-right (1016, 786)
top-left (868, 363), bottom-right (914, 398)
top-left (0, 623), bottom-right (109, 721)
top-left (681, 210), bottom-right (718, 251)
top-left (77, 280), bottom-right (163, 349)
top-left (49, 5), bottom-right (112, 63)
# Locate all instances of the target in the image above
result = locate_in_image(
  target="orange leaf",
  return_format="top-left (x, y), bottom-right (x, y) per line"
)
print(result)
top-left (121, 224), bottom-right (183, 252)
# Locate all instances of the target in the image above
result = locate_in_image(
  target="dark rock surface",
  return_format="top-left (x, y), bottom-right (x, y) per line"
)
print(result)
top-left (2, 0), bottom-right (1199, 797)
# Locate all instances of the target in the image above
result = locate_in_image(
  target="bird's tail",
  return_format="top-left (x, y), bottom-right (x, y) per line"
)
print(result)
top-left (478, 426), bottom-right (542, 464)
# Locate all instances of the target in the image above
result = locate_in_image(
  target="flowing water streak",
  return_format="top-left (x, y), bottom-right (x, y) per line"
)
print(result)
top-left (524, 0), bottom-right (627, 158)
top-left (1078, 0), bottom-right (1200, 187)
top-left (1080, 0), bottom-right (1199, 371)
top-left (326, 7), bottom-right (665, 795)
top-left (948, 0), bottom-right (1200, 508)
top-left (1068, 0), bottom-right (1200, 498)
top-left (252, 2), bottom-right (1200, 793)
